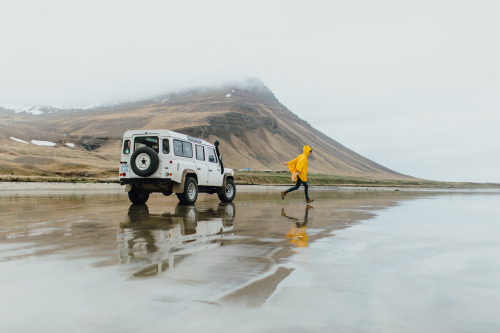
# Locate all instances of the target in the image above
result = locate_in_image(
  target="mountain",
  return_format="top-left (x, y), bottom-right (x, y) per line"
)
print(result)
top-left (0, 80), bottom-right (411, 180)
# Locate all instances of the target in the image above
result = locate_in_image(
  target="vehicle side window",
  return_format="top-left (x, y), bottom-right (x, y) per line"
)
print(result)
top-left (123, 140), bottom-right (131, 154)
top-left (207, 148), bottom-right (218, 163)
top-left (162, 139), bottom-right (170, 154)
top-left (173, 140), bottom-right (183, 156)
top-left (134, 136), bottom-right (159, 153)
top-left (183, 142), bottom-right (193, 158)
top-left (196, 145), bottom-right (205, 161)
top-left (173, 139), bottom-right (193, 158)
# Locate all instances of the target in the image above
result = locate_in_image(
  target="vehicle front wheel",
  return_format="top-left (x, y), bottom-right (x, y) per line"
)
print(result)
top-left (218, 178), bottom-right (236, 203)
top-left (178, 177), bottom-right (198, 205)
top-left (128, 186), bottom-right (150, 205)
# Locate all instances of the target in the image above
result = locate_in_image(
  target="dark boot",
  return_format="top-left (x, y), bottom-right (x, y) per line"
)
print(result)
top-left (306, 198), bottom-right (314, 203)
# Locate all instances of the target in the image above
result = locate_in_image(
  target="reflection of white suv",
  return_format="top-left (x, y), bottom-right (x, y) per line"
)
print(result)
top-left (119, 129), bottom-right (235, 205)
top-left (118, 203), bottom-right (235, 278)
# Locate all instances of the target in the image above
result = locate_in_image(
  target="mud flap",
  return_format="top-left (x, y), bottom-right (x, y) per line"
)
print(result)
top-left (217, 174), bottom-right (229, 194)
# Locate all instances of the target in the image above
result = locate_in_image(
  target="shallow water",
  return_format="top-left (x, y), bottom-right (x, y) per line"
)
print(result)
top-left (1, 187), bottom-right (499, 332)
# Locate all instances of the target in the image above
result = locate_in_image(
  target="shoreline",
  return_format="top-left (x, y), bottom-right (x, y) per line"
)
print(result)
top-left (1, 173), bottom-right (499, 190)
top-left (1, 181), bottom-right (498, 195)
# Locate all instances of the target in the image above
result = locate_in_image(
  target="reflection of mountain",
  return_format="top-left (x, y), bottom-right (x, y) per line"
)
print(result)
top-left (118, 203), bottom-right (235, 278)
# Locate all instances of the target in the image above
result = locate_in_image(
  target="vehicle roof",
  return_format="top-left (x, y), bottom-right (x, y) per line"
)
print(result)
top-left (123, 129), bottom-right (214, 147)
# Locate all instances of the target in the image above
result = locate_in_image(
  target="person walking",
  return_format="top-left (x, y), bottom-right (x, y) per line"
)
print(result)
top-left (281, 145), bottom-right (314, 203)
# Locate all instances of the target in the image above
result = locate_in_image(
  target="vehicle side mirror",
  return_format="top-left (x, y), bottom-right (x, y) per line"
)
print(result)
top-left (219, 155), bottom-right (223, 162)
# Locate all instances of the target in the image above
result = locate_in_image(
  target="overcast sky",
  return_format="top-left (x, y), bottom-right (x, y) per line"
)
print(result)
top-left (1, 0), bottom-right (499, 183)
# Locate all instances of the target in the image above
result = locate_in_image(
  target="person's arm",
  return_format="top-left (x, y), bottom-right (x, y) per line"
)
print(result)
top-left (285, 157), bottom-right (298, 180)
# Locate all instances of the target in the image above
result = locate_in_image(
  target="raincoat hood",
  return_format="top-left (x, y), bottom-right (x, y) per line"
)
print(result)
top-left (303, 145), bottom-right (311, 157)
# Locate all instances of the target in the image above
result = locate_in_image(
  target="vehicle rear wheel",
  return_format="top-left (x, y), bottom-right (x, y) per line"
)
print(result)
top-left (178, 177), bottom-right (198, 205)
top-left (128, 186), bottom-right (150, 205)
top-left (218, 178), bottom-right (236, 203)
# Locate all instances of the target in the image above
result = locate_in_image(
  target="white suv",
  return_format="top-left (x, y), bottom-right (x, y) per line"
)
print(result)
top-left (119, 129), bottom-right (236, 205)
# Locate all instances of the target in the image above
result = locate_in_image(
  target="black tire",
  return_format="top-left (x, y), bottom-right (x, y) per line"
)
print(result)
top-left (128, 186), bottom-right (150, 205)
top-left (178, 177), bottom-right (198, 205)
top-left (218, 178), bottom-right (236, 202)
top-left (130, 147), bottom-right (159, 177)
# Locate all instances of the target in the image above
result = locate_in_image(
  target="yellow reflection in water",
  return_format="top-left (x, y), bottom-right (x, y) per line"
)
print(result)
top-left (282, 205), bottom-right (312, 248)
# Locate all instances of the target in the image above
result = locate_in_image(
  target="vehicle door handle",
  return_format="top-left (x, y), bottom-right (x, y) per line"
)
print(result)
top-left (197, 168), bottom-right (201, 170)
top-left (209, 169), bottom-right (213, 171)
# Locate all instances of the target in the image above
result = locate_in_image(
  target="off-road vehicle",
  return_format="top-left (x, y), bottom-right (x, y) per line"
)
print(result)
top-left (119, 129), bottom-right (236, 205)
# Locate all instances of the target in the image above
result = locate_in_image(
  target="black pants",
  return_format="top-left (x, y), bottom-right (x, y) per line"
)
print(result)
top-left (285, 177), bottom-right (309, 199)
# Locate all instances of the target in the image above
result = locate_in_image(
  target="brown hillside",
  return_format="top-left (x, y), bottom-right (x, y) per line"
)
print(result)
top-left (0, 81), bottom-right (412, 180)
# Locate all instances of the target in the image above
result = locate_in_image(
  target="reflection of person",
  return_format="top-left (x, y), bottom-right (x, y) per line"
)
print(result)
top-left (281, 146), bottom-right (314, 203)
top-left (286, 225), bottom-right (308, 248)
top-left (282, 205), bottom-right (312, 248)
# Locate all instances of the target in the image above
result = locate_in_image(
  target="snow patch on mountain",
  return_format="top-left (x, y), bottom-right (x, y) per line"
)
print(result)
top-left (31, 140), bottom-right (56, 147)
top-left (10, 137), bottom-right (29, 144)
top-left (10, 136), bottom-right (75, 148)
top-left (0, 104), bottom-right (98, 115)
top-left (2, 105), bottom-right (43, 115)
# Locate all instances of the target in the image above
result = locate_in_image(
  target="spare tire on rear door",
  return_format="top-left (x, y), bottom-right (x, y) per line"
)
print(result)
top-left (130, 147), bottom-right (160, 177)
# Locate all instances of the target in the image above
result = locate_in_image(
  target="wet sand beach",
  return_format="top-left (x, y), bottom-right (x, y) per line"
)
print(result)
top-left (1, 183), bottom-right (500, 332)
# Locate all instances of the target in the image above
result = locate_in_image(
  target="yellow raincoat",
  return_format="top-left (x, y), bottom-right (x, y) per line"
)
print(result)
top-left (286, 145), bottom-right (311, 182)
